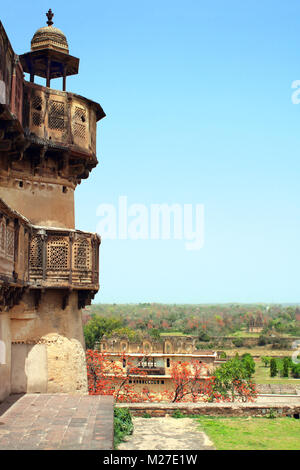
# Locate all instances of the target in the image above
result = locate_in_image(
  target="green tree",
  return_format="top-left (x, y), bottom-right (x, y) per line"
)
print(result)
top-left (270, 358), bottom-right (278, 377)
top-left (232, 338), bottom-right (244, 348)
top-left (241, 353), bottom-right (255, 379)
top-left (261, 356), bottom-right (271, 367)
top-left (84, 316), bottom-right (123, 349)
top-left (106, 327), bottom-right (141, 342)
top-left (148, 328), bottom-right (161, 340)
top-left (291, 363), bottom-right (300, 378)
top-left (198, 330), bottom-right (211, 342)
top-left (212, 357), bottom-right (255, 402)
top-left (282, 357), bottom-right (290, 378)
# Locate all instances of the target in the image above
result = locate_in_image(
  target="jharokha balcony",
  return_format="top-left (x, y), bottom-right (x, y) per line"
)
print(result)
top-left (29, 227), bottom-right (100, 291)
top-left (0, 197), bottom-right (100, 310)
top-left (23, 81), bottom-right (105, 165)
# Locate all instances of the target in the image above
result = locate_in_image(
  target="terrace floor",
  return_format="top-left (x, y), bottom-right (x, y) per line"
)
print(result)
top-left (0, 393), bottom-right (114, 450)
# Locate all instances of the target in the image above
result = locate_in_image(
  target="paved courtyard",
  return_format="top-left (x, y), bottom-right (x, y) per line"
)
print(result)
top-left (118, 417), bottom-right (215, 450)
top-left (0, 393), bottom-right (114, 450)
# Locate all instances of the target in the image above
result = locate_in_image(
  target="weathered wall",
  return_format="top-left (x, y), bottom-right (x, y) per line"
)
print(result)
top-left (0, 312), bottom-right (11, 401)
top-left (0, 178), bottom-right (75, 229)
top-left (101, 335), bottom-right (199, 354)
top-left (10, 290), bottom-right (88, 394)
top-left (11, 343), bottom-right (47, 393)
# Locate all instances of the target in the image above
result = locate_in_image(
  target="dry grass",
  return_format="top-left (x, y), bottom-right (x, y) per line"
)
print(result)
top-left (222, 347), bottom-right (294, 357)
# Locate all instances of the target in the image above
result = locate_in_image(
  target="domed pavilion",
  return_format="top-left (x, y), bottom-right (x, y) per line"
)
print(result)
top-left (19, 9), bottom-right (79, 90)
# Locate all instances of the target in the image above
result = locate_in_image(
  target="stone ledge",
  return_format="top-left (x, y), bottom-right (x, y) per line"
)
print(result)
top-left (116, 401), bottom-right (300, 417)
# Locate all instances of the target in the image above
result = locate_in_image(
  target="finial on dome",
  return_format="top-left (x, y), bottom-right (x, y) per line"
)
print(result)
top-left (46, 9), bottom-right (54, 27)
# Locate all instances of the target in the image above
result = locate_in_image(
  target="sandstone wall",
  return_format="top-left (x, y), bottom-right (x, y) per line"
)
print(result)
top-left (10, 290), bottom-right (88, 394)
top-left (0, 178), bottom-right (75, 229)
top-left (0, 312), bottom-right (11, 401)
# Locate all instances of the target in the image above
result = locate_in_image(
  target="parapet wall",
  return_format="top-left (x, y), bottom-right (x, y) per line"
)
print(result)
top-left (116, 401), bottom-right (300, 418)
top-left (100, 335), bottom-right (206, 355)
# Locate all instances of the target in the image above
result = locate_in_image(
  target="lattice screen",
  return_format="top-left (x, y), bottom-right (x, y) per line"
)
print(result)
top-left (0, 221), bottom-right (5, 252)
top-left (73, 238), bottom-right (90, 270)
top-left (49, 100), bottom-right (65, 130)
top-left (29, 236), bottom-right (43, 268)
top-left (73, 106), bottom-right (86, 140)
top-left (47, 237), bottom-right (69, 269)
top-left (90, 110), bottom-right (96, 151)
top-left (93, 243), bottom-right (98, 271)
top-left (6, 227), bottom-right (14, 258)
top-left (31, 94), bottom-right (43, 127)
top-left (24, 233), bottom-right (29, 271)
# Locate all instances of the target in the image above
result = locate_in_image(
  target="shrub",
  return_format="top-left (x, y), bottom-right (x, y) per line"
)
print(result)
top-left (267, 408), bottom-right (277, 419)
top-left (196, 342), bottom-right (214, 350)
top-left (258, 335), bottom-right (267, 346)
top-left (114, 407), bottom-right (133, 448)
top-left (261, 356), bottom-right (271, 367)
top-left (172, 410), bottom-right (185, 419)
top-left (271, 338), bottom-right (288, 350)
top-left (232, 338), bottom-right (244, 348)
top-left (198, 330), bottom-right (211, 342)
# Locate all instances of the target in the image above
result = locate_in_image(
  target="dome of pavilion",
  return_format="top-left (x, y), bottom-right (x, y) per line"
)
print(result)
top-left (31, 25), bottom-right (69, 53)
top-left (30, 9), bottom-right (69, 54)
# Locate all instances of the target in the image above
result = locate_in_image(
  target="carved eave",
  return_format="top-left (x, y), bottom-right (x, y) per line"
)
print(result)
top-left (0, 104), bottom-right (28, 160)
top-left (0, 281), bottom-right (27, 312)
top-left (19, 138), bottom-right (99, 184)
top-left (19, 49), bottom-right (79, 80)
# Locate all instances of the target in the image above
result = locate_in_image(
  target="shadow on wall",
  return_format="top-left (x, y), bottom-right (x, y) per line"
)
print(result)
top-left (11, 343), bottom-right (47, 393)
top-left (0, 393), bottom-right (25, 416)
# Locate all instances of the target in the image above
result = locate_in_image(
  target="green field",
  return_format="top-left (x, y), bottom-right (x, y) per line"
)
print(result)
top-left (195, 416), bottom-right (300, 450)
top-left (253, 362), bottom-right (300, 385)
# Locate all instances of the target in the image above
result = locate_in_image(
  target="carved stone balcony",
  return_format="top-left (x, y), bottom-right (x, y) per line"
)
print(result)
top-left (29, 227), bottom-right (100, 292)
top-left (0, 199), bottom-right (30, 309)
top-left (23, 82), bottom-right (104, 162)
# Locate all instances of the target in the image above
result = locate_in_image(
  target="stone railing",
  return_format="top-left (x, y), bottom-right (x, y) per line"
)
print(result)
top-left (131, 367), bottom-right (166, 376)
top-left (29, 228), bottom-right (100, 291)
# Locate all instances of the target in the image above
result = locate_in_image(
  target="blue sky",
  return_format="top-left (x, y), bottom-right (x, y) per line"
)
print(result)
top-left (3, 1), bottom-right (300, 303)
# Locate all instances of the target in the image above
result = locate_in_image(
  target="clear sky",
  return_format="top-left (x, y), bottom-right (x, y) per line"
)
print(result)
top-left (3, 1), bottom-right (300, 304)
